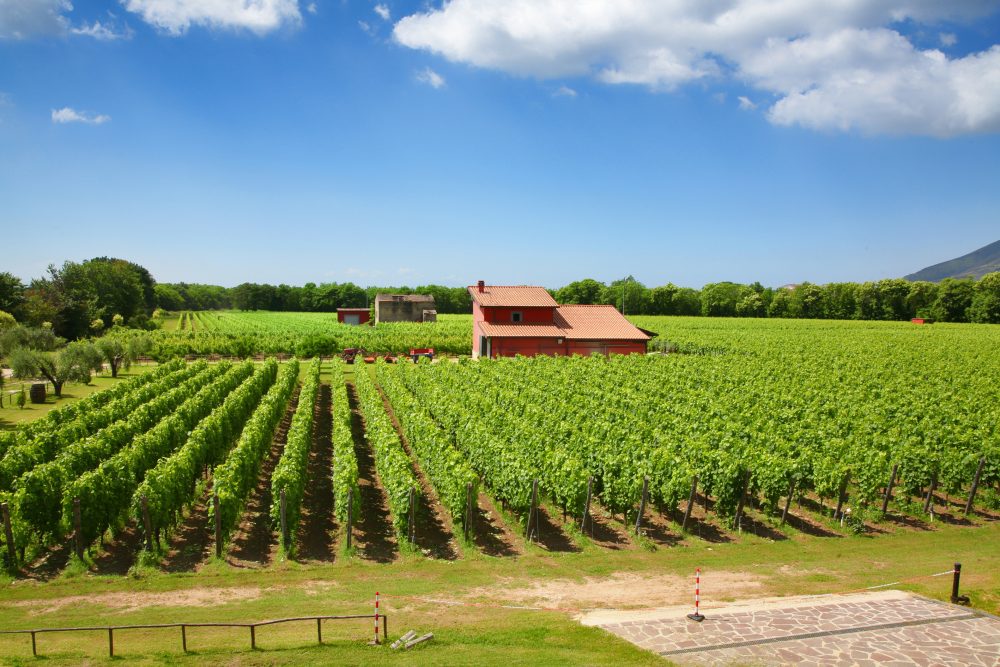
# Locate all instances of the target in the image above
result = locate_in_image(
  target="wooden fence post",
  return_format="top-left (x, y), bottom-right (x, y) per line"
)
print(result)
top-left (1, 502), bottom-right (15, 565)
top-left (581, 477), bottom-right (593, 535)
top-left (346, 488), bottom-right (354, 549)
top-left (635, 477), bottom-right (649, 535)
top-left (835, 472), bottom-right (850, 519)
top-left (279, 489), bottom-right (288, 549)
top-left (781, 478), bottom-right (796, 527)
top-left (881, 464), bottom-right (898, 515)
top-left (73, 497), bottom-right (84, 560)
top-left (682, 475), bottom-right (698, 532)
top-left (214, 493), bottom-right (222, 558)
top-left (923, 473), bottom-right (937, 515)
top-left (408, 488), bottom-right (416, 543)
top-left (140, 495), bottom-right (154, 551)
top-left (965, 457), bottom-right (986, 516)
top-left (732, 469), bottom-right (751, 531)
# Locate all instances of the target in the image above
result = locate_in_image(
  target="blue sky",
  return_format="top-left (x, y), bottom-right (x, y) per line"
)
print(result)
top-left (1, 0), bottom-right (999, 289)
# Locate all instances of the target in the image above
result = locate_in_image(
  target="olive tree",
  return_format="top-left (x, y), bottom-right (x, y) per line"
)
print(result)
top-left (9, 341), bottom-right (103, 397)
top-left (96, 333), bottom-right (151, 378)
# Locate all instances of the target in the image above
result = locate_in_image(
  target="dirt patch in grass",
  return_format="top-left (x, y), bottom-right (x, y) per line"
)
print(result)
top-left (467, 571), bottom-right (764, 612)
top-left (15, 586), bottom-right (262, 616)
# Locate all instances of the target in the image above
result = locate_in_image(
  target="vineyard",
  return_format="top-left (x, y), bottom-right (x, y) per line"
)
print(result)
top-left (0, 318), bottom-right (997, 579)
top-left (145, 311), bottom-right (471, 358)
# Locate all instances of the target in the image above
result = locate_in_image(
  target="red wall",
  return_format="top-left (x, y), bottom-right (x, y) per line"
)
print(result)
top-left (488, 337), bottom-right (646, 358)
top-left (481, 306), bottom-right (555, 324)
top-left (338, 310), bottom-right (371, 325)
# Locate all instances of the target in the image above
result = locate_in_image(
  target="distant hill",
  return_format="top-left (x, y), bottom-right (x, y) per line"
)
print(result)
top-left (905, 240), bottom-right (1000, 282)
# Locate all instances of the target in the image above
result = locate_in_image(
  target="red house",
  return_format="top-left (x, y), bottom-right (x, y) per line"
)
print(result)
top-left (470, 281), bottom-right (651, 359)
top-left (337, 308), bottom-right (371, 326)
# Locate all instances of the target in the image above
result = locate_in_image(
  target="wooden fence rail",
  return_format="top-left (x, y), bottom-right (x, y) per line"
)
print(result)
top-left (0, 613), bottom-right (388, 658)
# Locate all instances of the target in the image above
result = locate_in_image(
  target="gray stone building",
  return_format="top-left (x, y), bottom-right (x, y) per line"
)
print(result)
top-left (374, 294), bottom-right (437, 323)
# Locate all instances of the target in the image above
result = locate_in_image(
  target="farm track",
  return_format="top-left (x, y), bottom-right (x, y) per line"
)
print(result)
top-left (294, 383), bottom-right (336, 562)
top-left (346, 381), bottom-right (398, 563)
top-left (376, 381), bottom-right (458, 560)
top-left (226, 387), bottom-right (299, 567)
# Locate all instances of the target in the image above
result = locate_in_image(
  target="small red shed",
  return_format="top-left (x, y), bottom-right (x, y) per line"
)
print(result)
top-left (337, 308), bottom-right (371, 326)
top-left (469, 281), bottom-right (651, 359)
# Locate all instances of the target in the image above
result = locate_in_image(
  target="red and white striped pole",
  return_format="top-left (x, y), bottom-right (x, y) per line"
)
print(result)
top-left (374, 591), bottom-right (380, 644)
top-left (687, 568), bottom-right (705, 622)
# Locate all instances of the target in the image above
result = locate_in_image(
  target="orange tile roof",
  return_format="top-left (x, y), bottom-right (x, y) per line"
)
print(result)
top-left (554, 305), bottom-right (652, 341)
top-left (478, 322), bottom-right (565, 338)
top-left (468, 285), bottom-right (558, 307)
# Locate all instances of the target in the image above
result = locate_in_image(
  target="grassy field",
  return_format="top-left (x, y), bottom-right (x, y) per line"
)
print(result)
top-left (0, 515), bottom-right (997, 665)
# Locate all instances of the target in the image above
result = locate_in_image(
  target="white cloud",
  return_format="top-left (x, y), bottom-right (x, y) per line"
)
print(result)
top-left (393, 0), bottom-right (1000, 136)
top-left (358, 19), bottom-right (374, 35)
top-left (120, 0), bottom-right (302, 35)
top-left (416, 66), bottom-right (445, 89)
top-left (70, 19), bottom-right (132, 40)
top-left (0, 0), bottom-right (70, 39)
top-left (374, 3), bottom-right (390, 21)
top-left (306, 2), bottom-right (316, 15)
top-left (940, 32), bottom-right (957, 47)
top-left (737, 95), bottom-right (756, 110)
top-left (51, 107), bottom-right (110, 124)
top-left (553, 85), bottom-right (576, 97)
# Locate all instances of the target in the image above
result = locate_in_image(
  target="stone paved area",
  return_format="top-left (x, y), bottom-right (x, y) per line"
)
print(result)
top-left (585, 591), bottom-right (1000, 666)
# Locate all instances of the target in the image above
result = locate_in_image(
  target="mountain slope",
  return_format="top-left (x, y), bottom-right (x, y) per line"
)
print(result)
top-left (905, 240), bottom-right (1000, 282)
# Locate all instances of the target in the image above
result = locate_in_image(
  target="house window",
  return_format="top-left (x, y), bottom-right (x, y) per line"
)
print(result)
top-left (511, 311), bottom-right (523, 323)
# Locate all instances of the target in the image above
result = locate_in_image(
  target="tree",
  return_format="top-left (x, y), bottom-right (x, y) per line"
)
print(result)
top-left (0, 309), bottom-right (16, 331)
top-left (789, 283), bottom-right (825, 319)
top-left (9, 341), bottom-right (102, 397)
top-left (0, 272), bottom-right (25, 318)
top-left (968, 272), bottom-right (1000, 324)
top-left (736, 292), bottom-right (766, 317)
top-left (768, 288), bottom-right (792, 318)
top-left (822, 283), bottom-right (858, 320)
top-left (700, 282), bottom-right (743, 317)
top-left (557, 279), bottom-right (606, 305)
top-left (96, 333), bottom-right (151, 378)
top-left (905, 281), bottom-right (938, 318)
top-left (154, 283), bottom-right (185, 311)
top-left (0, 325), bottom-right (63, 357)
top-left (931, 278), bottom-right (975, 322)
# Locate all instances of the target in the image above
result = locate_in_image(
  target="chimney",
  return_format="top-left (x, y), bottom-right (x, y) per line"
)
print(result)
top-left (477, 280), bottom-right (485, 293)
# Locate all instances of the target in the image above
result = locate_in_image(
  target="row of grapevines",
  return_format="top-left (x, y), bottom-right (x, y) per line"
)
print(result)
top-left (393, 360), bottom-right (586, 515)
top-left (0, 360), bottom-right (198, 491)
top-left (352, 364), bottom-right (418, 540)
top-left (269, 358), bottom-right (322, 547)
top-left (0, 360), bottom-right (185, 475)
top-left (5, 362), bottom-right (220, 543)
top-left (211, 359), bottom-right (299, 542)
top-left (132, 359), bottom-right (280, 538)
top-left (375, 361), bottom-right (478, 527)
top-left (63, 361), bottom-right (255, 548)
top-left (330, 360), bottom-right (358, 524)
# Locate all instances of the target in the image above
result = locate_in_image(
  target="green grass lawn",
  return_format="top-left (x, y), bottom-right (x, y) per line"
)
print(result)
top-left (0, 365), bottom-right (158, 430)
top-left (1, 513), bottom-right (997, 665)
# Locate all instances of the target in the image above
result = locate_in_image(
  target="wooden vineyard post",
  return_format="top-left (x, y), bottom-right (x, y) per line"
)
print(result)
top-left (525, 479), bottom-right (540, 542)
top-left (732, 470), bottom-right (751, 531)
top-left (965, 457), bottom-right (986, 516)
top-left (881, 464), bottom-right (898, 515)
top-left (923, 473), bottom-right (937, 515)
top-left (781, 478), bottom-right (796, 527)
top-left (682, 475), bottom-right (698, 532)
top-left (835, 472), bottom-right (850, 519)
top-left (213, 493), bottom-right (222, 558)
top-left (1, 502), bottom-right (15, 565)
top-left (279, 489), bottom-right (288, 549)
top-left (73, 497), bottom-right (84, 560)
top-left (581, 477), bottom-right (593, 535)
top-left (635, 477), bottom-right (649, 535)
top-left (464, 483), bottom-right (473, 541)
top-left (408, 488), bottom-right (416, 543)
top-left (140, 495), bottom-right (154, 551)
top-left (346, 487), bottom-right (354, 549)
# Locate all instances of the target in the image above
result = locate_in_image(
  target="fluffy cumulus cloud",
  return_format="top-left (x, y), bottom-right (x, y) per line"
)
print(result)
top-left (393, 0), bottom-right (1000, 136)
top-left (51, 107), bottom-right (110, 124)
top-left (120, 0), bottom-right (302, 35)
top-left (0, 0), bottom-right (70, 39)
